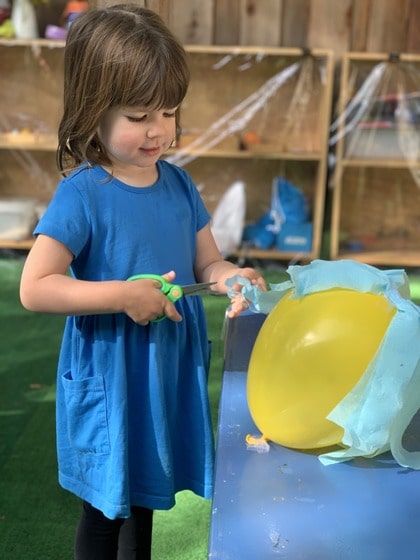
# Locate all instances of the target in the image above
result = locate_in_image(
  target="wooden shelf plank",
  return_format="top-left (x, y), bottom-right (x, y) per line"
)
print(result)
top-left (333, 250), bottom-right (420, 267)
top-left (169, 148), bottom-right (323, 160)
top-left (0, 38), bottom-right (65, 48)
top-left (0, 134), bottom-right (57, 151)
top-left (341, 158), bottom-right (420, 169)
top-left (0, 238), bottom-right (34, 250)
top-left (233, 247), bottom-right (314, 263)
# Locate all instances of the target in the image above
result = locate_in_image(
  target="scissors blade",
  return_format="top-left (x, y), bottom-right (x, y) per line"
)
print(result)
top-left (181, 281), bottom-right (217, 296)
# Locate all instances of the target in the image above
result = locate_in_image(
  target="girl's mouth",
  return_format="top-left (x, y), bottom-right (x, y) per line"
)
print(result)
top-left (141, 146), bottom-right (160, 157)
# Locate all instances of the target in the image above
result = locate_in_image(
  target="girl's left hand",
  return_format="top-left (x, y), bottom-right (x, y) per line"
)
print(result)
top-left (230, 267), bottom-right (266, 292)
top-left (227, 267), bottom-right (266, 318)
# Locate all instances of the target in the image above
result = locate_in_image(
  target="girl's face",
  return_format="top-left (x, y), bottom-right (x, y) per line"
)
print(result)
top-left (98, 105), bottom-right (177, 177)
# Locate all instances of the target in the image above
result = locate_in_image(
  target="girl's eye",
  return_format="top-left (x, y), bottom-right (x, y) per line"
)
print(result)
top-left (125, 109), bottom-right (177, 122)
top-left (126, 115), bottom-right (147, 123)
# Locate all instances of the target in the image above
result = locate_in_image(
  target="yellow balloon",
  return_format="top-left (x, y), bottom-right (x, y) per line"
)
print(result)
top-left (247, 288), bottom-right (396, 449)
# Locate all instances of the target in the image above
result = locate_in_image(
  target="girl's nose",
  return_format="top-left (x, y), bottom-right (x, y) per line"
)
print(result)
top-left (146, 116), bottom-right (165, 138)
top-left (146, 126), bottom-right (160, 138)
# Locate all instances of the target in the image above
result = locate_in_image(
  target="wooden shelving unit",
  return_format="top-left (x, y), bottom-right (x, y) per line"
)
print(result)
top-left (0, 41), bottom-right (334, 260)
top-left (330, 52), bottom-right (420, 267)
top-left (0, 38), bottom-right (65, 249)
top-left (172, 46), bottom-right (334, 262)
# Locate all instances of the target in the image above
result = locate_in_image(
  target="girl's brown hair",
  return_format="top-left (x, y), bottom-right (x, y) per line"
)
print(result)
top-left (57, 4), bottom-right (189, 175)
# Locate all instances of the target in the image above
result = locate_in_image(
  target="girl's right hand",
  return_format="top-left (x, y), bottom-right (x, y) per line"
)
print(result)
top-left (123, 270), bottom-right (183, 325)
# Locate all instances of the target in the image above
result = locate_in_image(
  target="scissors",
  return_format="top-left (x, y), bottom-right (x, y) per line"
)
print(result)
top-left (127, 273), bottom-right (217, 321)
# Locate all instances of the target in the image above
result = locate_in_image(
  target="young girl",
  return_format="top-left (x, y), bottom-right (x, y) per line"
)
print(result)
top-left (20, 4), bottom-right (265, 559)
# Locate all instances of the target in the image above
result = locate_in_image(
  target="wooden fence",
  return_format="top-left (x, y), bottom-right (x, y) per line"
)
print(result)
top-left (92, 0), bottom-right (420, 56)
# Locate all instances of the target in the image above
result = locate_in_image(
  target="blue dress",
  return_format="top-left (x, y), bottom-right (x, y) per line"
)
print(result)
top-left (34, 161), bottom-right (215, 519)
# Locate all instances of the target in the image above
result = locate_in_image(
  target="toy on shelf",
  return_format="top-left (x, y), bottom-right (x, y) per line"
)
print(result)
top-left (62, 0), bottom-right (87, 29)
top-left (45, 0), bottom-right (88, 40)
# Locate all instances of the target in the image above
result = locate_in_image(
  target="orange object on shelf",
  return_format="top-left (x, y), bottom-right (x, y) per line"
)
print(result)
top-left (62, 1), bottom-right (88, 27)
top-left (241, 130), bottom-right (261, 148)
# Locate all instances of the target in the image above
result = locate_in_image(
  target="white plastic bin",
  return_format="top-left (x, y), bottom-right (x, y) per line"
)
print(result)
top-left (0, 197), bottom-right (37, 241)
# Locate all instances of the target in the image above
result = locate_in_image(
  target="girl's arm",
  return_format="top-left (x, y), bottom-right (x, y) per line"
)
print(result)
top-left (194, 224), bottom-right (266, 300)
top-left (20, 234), bottom-right (182, 325)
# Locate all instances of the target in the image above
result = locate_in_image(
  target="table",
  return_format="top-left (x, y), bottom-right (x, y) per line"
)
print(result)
top-left (208, 312), bottom-right (420, 559)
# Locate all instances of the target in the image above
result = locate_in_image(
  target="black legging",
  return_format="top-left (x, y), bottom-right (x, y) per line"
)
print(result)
top-left (75, 500), bottom-right (153, 560)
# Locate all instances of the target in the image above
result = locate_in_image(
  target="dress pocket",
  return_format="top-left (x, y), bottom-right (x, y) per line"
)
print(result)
top-left (61, 371), bottom-right (111, 455)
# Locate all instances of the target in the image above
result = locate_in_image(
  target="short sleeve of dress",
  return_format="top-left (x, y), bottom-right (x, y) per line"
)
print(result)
top-left (34, 177), bottom-right (91, 258)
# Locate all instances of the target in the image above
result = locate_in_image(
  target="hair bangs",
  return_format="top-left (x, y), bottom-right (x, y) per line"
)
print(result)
top-left (117, 40), bottom-right (189, 110)
top-left (126, 73), bottom-right (187, 111)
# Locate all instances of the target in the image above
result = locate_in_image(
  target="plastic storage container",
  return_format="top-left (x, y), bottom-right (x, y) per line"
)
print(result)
top-left (0, 197), bottom-right (36, 240)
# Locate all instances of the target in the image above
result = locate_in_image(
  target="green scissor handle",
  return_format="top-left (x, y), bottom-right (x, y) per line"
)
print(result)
top-left (127, 274), bottom-right (183, 322)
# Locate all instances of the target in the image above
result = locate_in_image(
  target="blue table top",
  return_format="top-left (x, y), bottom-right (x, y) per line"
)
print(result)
top-left (209, 313), bottom-right (420, 560)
